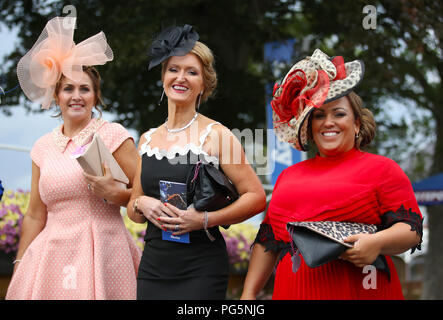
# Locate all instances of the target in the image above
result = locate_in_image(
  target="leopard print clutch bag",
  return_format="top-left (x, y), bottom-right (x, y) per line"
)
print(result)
top-left (287, 221), bottom-right (378, 248)
top-left (286, 221), bottom-right (381, 270)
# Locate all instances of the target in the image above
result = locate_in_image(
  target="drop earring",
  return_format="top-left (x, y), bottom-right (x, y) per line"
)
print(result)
top-left (196, 91), bottom-right (203, 110)
top-left (157, 89), bottom-right (165, 106)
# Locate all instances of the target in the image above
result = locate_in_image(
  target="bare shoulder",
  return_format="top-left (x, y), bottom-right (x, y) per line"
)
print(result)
top-left (198, 115), bottom-right (234, 148)
top-left (198, 115), bottom-right (230, 136)
top-left (137, 126), bottom-right (160, 152)
top-left (138, 131), bottom-right (148, 147)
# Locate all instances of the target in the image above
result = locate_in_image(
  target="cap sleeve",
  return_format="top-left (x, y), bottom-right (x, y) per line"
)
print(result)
top-left (376, 158), bottom-right (423, 253)
top-left (97, 122), bottom-right (133, 154)
top-left (30, 134), bottom-right (48, 168)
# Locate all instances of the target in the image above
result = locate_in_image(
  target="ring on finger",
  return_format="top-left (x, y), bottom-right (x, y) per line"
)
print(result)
top-left (175, 224), bottom-right (179, 232)
top-left (87, 184), bottom-right (91, 190)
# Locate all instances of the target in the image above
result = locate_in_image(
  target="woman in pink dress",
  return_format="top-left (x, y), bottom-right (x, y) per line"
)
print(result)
top-left (6, 17), bottom-right (141, 300)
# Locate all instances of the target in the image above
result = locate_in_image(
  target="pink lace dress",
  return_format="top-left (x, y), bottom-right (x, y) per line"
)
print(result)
top-left (6, 118), bottom-right (141, 300)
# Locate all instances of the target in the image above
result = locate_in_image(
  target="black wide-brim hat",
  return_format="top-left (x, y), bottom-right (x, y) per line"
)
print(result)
top-left (271, 49), bottom-right (365, 151)
top-left (147, 24), bottom-right (199, 70)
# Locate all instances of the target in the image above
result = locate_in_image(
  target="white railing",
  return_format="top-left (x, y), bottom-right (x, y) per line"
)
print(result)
top-left (0, 143), bottom-right (31, 152)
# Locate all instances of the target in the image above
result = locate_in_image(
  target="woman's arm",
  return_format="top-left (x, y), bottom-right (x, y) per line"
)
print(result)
top-left (207, 126), bottom-right (267, 226)
top-left (13, 161), bottom-right (47, 273)
top-left (377, 222), bottom-right (422, 255)
top-left (341, 159), bottom-right (423, 267)
top-left (340, 222), bottom-right (421, 267)
top-left (127, 133), bottom-right (174, 225)
top-left (126, 144), bottom-right (147, 224)
top-left (240, 243), bottom-right (279, 300)
top-left (83, 138), bottom-right (138, 206)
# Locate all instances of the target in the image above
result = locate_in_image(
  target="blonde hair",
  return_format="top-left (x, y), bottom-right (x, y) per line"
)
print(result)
top-left (161, 41), bottom-right (217, 103)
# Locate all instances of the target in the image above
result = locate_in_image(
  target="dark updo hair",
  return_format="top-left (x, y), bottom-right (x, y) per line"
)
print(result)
top-left (53, 66), bottom-right (105, 117)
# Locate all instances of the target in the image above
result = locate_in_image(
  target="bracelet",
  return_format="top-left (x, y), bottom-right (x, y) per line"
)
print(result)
top-left (13, 259), bottom-right (21, 264)
top-left (133, 197), bottom-right (143, 216)
top-left (204, 211), bottom-right (215, 242)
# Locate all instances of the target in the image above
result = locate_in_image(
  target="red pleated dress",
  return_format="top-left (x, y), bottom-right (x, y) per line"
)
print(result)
top-left (258, 148), bottom-right (423, 300)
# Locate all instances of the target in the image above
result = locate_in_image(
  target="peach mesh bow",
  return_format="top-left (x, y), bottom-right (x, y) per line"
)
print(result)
top-left (17, 17), bottom-right (113, 109)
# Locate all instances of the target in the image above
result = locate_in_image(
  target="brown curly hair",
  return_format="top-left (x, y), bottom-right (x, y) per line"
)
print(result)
top-left (347, 91), bottom-right (375, 149)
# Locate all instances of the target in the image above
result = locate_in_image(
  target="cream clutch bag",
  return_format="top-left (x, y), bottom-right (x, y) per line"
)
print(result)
top-left (71, 133), bottom-right (129, 189)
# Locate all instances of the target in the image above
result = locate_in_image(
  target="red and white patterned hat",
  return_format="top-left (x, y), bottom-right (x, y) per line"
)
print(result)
top-left (271, 49), bottom-right (364, 151)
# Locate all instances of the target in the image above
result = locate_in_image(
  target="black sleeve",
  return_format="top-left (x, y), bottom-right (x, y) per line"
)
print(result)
top-left (379, 204), bottom-right (424, 254)
top-left (252, 223), bottom-right (291, 262)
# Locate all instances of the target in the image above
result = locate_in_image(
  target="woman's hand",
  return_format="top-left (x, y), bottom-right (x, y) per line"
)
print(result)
top-left (157, 203), bottom-right (204, 235)
top-left (339, 233), bottom-right (382, 267)
top-left (83, 164), bottom-right (119, 203)
top-left (136, 196), bottom-right (176, 229)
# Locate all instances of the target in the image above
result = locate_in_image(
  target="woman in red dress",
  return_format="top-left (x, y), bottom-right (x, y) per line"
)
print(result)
top-left (241, 49), bottom-right (423, 300)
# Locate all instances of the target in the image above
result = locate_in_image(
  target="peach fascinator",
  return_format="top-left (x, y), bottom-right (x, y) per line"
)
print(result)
top-left (17, 16), bottom-right (114, 110)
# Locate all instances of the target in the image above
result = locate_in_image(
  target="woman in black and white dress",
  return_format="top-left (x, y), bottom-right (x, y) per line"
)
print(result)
top-left (127, 25), bottom-right (266, 300)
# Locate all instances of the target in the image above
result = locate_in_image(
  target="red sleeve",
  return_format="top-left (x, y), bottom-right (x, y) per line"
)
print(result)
top-left (376, 158), bottom-right (423, 253)
top-left (377, 158), bottom-right (421, 215)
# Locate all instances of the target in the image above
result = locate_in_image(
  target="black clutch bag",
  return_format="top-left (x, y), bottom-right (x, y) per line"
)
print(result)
top-left (286, 221), bottom-right (389, 274)
top-left (186, 159), bottom-right (239, 212)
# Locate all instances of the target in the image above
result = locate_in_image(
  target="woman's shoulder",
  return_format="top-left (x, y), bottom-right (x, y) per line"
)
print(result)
top-left (198, 116), bottom-right (233, 144)
top-left (197, 114), bottom-right (226, 130)
top-left (30, 131), bottom-right (53, 166)
top-left (359, 151), bottom-right (401, 169)
top-left (285, 156), bottom-right (315, 170)
top-left (351, 151), bottom-right (409, 183)
top-left (139, 126), bottom-right (160, 143)
top-left (97, 120), bottom-right (134, 141)
top-left (33, 131), bottom-right (52, 148)
top-left (98, 120), bottom-right (129, 135)
top-left (137, 126), bottom-right (162, 154)
top-left (283, 150), bottom-right (398, 169)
